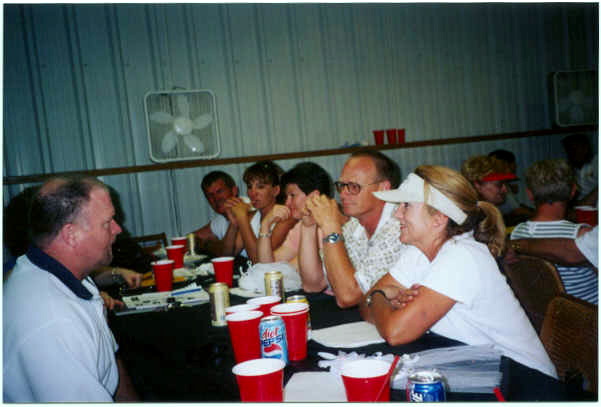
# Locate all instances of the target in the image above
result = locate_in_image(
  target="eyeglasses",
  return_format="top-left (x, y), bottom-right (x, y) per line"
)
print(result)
top-left (334, 180), bottom-right (381, 195)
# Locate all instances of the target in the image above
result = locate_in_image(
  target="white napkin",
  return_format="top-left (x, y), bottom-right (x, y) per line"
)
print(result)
top-left (311, 321), bottom-right (385, 348)
top-left (284, 372), bottom-right (346, 402)
top-left (229, 287), bottom-right (263, 298)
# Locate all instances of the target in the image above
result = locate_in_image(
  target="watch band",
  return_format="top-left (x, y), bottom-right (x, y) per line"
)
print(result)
top-left (366, 289), bottom-right (387, 307)
top-left (258, 232), bottom-right (272, 238)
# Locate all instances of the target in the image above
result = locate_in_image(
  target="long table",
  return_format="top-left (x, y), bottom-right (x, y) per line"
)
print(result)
top-left (108, 274), bottom-right (567, 402)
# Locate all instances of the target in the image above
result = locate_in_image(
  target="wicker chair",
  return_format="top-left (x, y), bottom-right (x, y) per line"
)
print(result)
top-left (540, 294), bottom-right (598, 393)
top-left (131, 232), bottom-right (168, 256)
top-left (503, 255), bottom-right (565, 333)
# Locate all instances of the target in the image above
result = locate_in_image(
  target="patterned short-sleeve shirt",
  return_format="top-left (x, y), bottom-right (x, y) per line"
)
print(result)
top-left (342, 202), bottom-right (405, 292)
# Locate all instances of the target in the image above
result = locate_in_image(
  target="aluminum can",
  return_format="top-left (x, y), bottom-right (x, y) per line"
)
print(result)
top-left (286, 294), bottom-right (311, 331)
top-left (259, 315), bottom-right (288, 364)
top-left (186, 233), bottom-right (196, 255)
top-left (264, 271), bottom-right (285, 301)
top-left (209, 282), bottom-right (230, 327)
top-left (406, 369), bottom-right (446, 402)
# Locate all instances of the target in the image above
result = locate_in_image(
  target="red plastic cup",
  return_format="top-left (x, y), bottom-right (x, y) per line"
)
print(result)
top-left (171, 236), bottom-right (188, 252)
top-left (226, 310), bottom-right (264, 363)
top-left (386, 128), bottom-right (397, 144)
top-left (166, 245), bottom-right (185, 269)
top-left (212, 256), bottom-right (235, 287)
top-left (151, 259), bottom-right (174, 292)
top-left (372, 130), bottom-right (385, 145)
top-left (232, 358), bottom-right (286, 402)
top-left (247, 295), bottom-right (281, 316)
top-left (226, 303), bottom-right (260, 315)
top-left (575, 206), bottom-right (598, 226)
top-left (341, 359), bottom-right (391, 401)
top-left (270, 302), bottom-right (309, 361)
top-left (397, 128), bottom-right (406, 143)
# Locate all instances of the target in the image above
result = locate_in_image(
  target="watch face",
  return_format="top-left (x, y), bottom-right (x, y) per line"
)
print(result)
top-left (325, 233), bottom-right (340, 243)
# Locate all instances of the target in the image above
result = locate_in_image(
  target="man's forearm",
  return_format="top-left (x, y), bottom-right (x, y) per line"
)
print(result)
top-left (512, 238), bottom-right (587, 266)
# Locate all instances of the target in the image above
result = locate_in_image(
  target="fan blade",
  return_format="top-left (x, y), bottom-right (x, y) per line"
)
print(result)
top-left (150, 111), bottom-right (174, 124)
top-left (161, 131), bottom-right (178, 154)
top-left (192, 113), bottom-right (213, 131)
top-left (177, 94), bottom-right (190, 118)
top-left (183, 134), bottom-right (205, 153)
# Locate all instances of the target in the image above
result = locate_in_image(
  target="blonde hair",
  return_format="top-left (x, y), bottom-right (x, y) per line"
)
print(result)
top-left (415, 165), bottom-right (506, 257)
top-left (525, 159), bottom-right (575, 205)
top-left (460, 155), bottom-right (513, 183)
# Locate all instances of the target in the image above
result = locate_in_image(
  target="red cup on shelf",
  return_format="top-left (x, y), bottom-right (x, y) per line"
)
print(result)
top-left (226, 310), bottom-right (264, 363)
top-left (171, 236), bottom-right (188, 253)
top-left (233, 358), bottom-right (286, 402)
top-left (166, 245), bottom-right (185, 269)
top-left (386, 128), bottom-right (398, 144)
top-left (270, 302), bottom-right (309, 361)
top-left (372, 130), bottom-right (385, 145)
top-left (151, 259), bottom-right (174, 292)
top-left (575, 206), bottom-right (598, 226)
top-left (341, 359), bottom-right (392, 401)
top-left (247, 295), bottom-right (281, 316)
top-left (212, 256), bottom-right (235, 287)
top-left (397, 128), bottom-right (406, 143)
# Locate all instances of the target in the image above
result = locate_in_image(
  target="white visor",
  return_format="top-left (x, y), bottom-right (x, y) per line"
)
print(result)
top-left (373, 173), bottom-right (467, 225)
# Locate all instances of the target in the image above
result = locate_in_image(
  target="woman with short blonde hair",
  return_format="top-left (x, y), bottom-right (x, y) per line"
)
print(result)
top-left (360, 165), bottom-right (557, 379)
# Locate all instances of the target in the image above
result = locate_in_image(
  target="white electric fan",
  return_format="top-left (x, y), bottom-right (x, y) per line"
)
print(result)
top-left (144, 89), bottom-right (221, 163)
top-left (553, 70), bottom-right (598, 127)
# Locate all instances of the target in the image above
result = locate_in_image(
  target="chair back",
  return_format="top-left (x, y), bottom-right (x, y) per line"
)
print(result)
top-left (503, 255), bottom-right (565, 333)
top-left (540, 294), bottom-right (597, 393)
top-left (132, 232), bottom-right (168, 256)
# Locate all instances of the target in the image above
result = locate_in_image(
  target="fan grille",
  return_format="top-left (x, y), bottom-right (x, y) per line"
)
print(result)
top-left (144, 89), bottom-right (221, 163)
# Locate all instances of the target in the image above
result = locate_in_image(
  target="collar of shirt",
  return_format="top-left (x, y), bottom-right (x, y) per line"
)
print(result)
top-left (349, 202), bottom-right (398, 241)
top-left (26, 245), bottom-right (93, 300)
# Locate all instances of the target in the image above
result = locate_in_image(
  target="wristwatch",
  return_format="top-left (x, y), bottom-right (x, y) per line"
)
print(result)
top-left (322, 232), bottom-right (343, 244)
top-left (366, 289), bottom-right (387, 307)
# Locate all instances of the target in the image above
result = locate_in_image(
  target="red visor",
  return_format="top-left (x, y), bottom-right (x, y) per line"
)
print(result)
top-left (481, 173), bottom-right (518, 182)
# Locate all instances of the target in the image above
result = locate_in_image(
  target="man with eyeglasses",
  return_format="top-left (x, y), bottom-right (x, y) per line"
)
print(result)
top-left (305, 150), bottom-right (405, 308)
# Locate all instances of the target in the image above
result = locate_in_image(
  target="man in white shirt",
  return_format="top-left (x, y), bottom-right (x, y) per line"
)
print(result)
top-left (306, 150), bottom-right (405, 308)
top-left (3, 176), bottom-right (138, 402)
top-left (192, 171), bottom-right (240, 256)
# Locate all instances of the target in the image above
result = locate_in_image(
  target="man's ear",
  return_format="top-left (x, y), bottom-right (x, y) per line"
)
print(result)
top-left (570, 184), bottom-right (577, 200)
top-left (378, 179), bottom-right (392, 191)
top-left (273, 185), bottom-right (280, 197)
top-left (59, 223), bottom-right (79, 248)
top-left (526, 188), bottom-right (534, 203)
top-left (232, 186), bottom-right (239, 197)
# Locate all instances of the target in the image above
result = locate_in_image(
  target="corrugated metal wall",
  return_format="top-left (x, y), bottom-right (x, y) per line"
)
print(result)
top-left (3, 3), bottom-right (598, 238)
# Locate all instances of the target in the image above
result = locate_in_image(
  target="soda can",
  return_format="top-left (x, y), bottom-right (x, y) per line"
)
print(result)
top-left (264, 271), bottom-right (285, 301)
top-left (186, 232), bottom-right (196, 255)
top-left (209, 282), bottom-right (230, 327)
top-left (259, 315), bottom-right (288, 364)
top-left (406, 369), bottom-right (446, 402)
top-left (286, 294), bottom-right (312, 331)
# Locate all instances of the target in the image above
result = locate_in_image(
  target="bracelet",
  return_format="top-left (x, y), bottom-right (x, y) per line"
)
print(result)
top-left (258, 232), bottom-right (272, 238)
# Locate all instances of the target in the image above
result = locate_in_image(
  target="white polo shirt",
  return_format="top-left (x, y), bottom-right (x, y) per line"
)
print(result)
top-left (3, 247), bottom-right (119, 402)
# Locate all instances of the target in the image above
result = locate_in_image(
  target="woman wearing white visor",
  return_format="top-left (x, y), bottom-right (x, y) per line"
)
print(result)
top-left (360, 165), bottom-right (557, 379)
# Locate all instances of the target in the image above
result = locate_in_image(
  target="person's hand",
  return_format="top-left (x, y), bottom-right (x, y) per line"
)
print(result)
top-left (225, 197), bottom-right (251, 222)
top-left (388, 284), bottom-right (421, 308)
top-left (100, 291), bottom-right (124, 310)
top-left (305, 195), bottom-right (341, 232)
top-left (117, 268), bottom-right (142, 288)
top-left (262, 204), bottom-right (291, 230)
